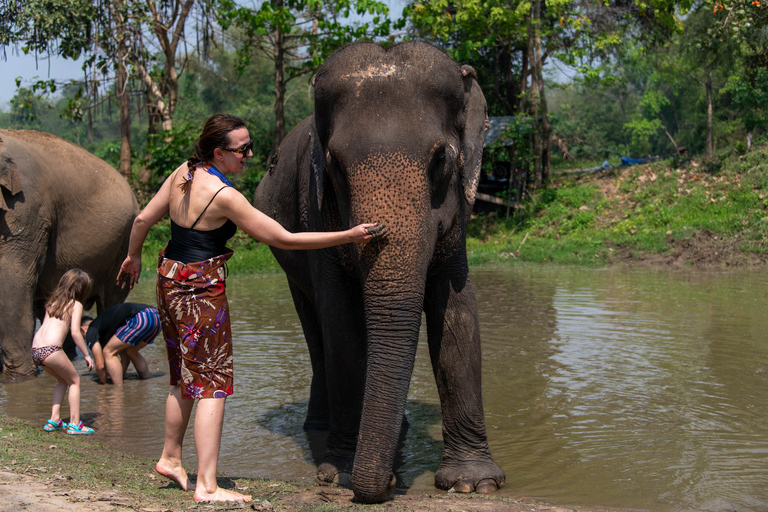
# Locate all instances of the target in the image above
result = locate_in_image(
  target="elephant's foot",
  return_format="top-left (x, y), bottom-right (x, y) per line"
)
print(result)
top-left (317, 451), bottom-right (355, 486)
top-left (434, 460), bottom-right (506, 494)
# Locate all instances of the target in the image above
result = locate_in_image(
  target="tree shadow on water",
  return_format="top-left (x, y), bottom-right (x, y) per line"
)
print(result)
top-left (256, 399), bottom-right (444, 492)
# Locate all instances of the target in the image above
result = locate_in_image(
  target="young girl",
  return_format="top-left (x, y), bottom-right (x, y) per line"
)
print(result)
top-left (32, 269), bottom-right (96, 435)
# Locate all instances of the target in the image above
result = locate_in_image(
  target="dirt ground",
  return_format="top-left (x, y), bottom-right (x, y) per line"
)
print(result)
top-left (0, 470), bottom-right (592, 512)
top-left (0, 471), bottom-right (124, 512)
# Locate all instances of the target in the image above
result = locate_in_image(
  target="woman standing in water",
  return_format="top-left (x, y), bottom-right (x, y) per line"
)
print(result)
top-left (118, 114), bottom-right (382, 503)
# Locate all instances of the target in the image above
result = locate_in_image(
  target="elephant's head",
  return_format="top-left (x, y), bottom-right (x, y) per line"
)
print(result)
top-left (308, 42), bottom-right (488, 503)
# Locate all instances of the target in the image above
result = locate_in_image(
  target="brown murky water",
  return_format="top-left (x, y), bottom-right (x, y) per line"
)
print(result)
top-left (3, 266), bottom-right (768, 511)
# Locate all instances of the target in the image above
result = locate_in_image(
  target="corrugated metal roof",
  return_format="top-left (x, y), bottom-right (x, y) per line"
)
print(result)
top-left (484, 116), bottom-right (515, 147)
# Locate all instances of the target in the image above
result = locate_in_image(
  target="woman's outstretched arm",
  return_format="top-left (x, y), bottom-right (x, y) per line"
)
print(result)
top-left (219, 188), bottom-right (385, 250)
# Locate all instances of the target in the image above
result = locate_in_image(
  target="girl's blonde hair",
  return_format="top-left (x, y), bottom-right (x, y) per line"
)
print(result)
top-left (45, 269), bottom-right (92, 322)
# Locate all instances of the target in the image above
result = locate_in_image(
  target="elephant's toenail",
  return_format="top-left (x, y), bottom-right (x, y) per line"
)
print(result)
top-left (451, 481), bottom-right (472, 493)
top-left (475, 479), bottom-right (499, 493)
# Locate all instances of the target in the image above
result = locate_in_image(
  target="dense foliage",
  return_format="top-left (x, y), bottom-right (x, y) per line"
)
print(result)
top-left (1, 1), bottom-right (766, 269)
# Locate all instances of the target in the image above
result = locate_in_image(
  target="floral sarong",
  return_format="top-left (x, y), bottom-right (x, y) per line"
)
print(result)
top-left (156, 248), bottom-right (234, 399)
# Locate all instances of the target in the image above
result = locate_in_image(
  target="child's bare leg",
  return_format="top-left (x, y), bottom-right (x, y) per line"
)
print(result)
top-left (41, 365), bottom-right (67, 423)
top-left (103, 336), bottom-right (127, 386)
top-left (156, 386), bottom-right (195, 491)
top-left (193, 397), bottom-right (251, 503)
top-left (43, 351), bottom-right (80, 425)
top-left (125, 343), bottom-right (150, 379)
top-left (120, 353), bottom-right (129, 376)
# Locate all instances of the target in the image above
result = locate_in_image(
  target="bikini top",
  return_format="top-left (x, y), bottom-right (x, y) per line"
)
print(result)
top-left (164, 186), bottom-right (238, 264)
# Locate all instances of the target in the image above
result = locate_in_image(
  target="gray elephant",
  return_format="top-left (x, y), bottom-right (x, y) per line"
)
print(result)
top-left (0, 129), bottom-right (139, 381)
top-left (254, 42), bottom-right (505, 503)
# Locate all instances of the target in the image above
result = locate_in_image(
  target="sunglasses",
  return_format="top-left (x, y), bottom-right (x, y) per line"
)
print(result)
top-left (222, 140), bottom-right (254, 156)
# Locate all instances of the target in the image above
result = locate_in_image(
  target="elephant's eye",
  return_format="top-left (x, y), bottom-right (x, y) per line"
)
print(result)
top-left (429, 150), bottom-right (447, 187)
top-left (429, 149), bottom-right (451, 205)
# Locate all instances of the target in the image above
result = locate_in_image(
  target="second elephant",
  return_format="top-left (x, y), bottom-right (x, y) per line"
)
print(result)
top-left (0, 129), bottom-right (139, 380)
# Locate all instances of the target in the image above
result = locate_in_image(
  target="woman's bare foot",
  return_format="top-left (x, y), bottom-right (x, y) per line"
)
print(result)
top-left (193, 486), bottom-right (252, 503)
top-left (155, 459), bottom-right (195, 491)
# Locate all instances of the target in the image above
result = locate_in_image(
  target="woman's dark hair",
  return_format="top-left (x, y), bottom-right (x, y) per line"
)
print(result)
top-left (181, 114), bottom-right (247, 193)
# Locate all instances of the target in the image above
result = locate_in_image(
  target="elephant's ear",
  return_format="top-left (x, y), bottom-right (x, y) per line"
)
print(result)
top-left (460, 65), bottom-right (488, 206)
top-left (0, 134), bottom-right (23, 211)
top-left (309, 122), bottom-right (326, 210)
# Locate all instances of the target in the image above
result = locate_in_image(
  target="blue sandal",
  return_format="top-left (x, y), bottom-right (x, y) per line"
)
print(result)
top-left (66, 421), bottom-right (94, 435)
top-left (43, 419), bottom-right (66, 432)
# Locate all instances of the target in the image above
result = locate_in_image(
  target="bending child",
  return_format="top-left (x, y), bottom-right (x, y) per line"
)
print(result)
top-left (32, 269), bottom-right (95, 435)
top-left (81, 303), bottom-right (160, 386)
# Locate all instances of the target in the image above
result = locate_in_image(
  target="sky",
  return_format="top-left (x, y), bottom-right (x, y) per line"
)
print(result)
top-left (0, 50), bottom-right (86, 111)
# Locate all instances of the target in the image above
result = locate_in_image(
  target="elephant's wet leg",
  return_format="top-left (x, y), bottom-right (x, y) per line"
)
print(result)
top-left (0, 266), bottom-right (37, 380)
top-left (315, 278), bottom-right (367, 486)
top-left (288, 281), bottom-right (329, 431)
top-left (424, 274), bottom-right (505, 494)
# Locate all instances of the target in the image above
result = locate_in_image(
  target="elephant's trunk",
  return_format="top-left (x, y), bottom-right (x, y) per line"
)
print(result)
top-left (343, 149), bottom-right (435, 502)
top-left (351, 277), bottom-right (425, 502)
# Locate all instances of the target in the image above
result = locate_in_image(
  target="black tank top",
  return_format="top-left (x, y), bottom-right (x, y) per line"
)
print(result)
top-left (164, 186), bottom-right (238, 263)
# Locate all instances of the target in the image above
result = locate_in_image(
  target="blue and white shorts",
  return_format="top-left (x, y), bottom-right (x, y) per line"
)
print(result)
top-left (115, 308), bottom-right (161, 346)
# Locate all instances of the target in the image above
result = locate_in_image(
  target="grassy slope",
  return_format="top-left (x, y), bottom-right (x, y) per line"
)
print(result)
top-left (139, 145), bottom-right (768, 275)
top-left (467, 146), bottom-right (768, 268)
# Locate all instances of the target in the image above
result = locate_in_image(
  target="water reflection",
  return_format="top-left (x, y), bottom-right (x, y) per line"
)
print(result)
top-left (2, 266), bottom-right (768, 511)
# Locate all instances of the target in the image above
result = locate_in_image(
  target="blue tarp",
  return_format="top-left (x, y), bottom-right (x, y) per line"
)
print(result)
top-left (620, 156), bottom-right (648, 166)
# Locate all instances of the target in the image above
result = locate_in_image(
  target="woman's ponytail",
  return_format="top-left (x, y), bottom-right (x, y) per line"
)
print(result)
top-left (181, 156), bottom-right (200, 194)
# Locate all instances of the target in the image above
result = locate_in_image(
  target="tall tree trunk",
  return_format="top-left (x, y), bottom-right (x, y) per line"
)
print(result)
top-left (533, 0), bottom-right (550, 183)
top-left (141, 88), bottom-right (160, 184)
top-left (706, 71), bottom-right (713, 156)
top-left (519, 47), bottom-right (528, 114)
top-left (139, 0), bottom-right (195, 137)
top-left (273, 0), bottom-right (286, 150)
top-left (499, 43), bottom-right (516, 114)
top-left (527, 12), bottom-right (541, 190)
top-left (114, 0), bottom-right (132, 180)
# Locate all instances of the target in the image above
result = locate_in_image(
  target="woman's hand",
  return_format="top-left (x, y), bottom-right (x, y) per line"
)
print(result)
top-left (84, 355), bottom-right (94, 371)
top-left (351, 222), bottom-right (388, 244)
top-left (117, 255), bottom-right (142, 289)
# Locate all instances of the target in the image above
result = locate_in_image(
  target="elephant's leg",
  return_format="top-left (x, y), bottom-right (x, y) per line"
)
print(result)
top-left (0, 264), bottom-right (37, 380)
top-left (313, 276), bottom-right (367, 485)
top-left (424, 274), bottom-right (505, 494)
top-left (287, 280), bottom-right (329, 431)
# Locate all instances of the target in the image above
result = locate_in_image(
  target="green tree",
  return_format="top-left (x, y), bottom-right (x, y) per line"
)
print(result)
top-left (707, 0), bottom-right (767, 71)
top-left (722, 67), bottom-right (768, 148)
top-left (404, 0), bottom-right (694, 187)
top-left (1, 0), bottom-right (222, 179)
top-left (220, 0), bottom-right (394, 150)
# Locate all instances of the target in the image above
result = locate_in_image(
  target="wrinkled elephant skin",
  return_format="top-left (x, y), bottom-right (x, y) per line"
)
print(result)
top-left (0, 129), bottom-right (138, 380)
top-left (254, 42), bottom-right (505, 503)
